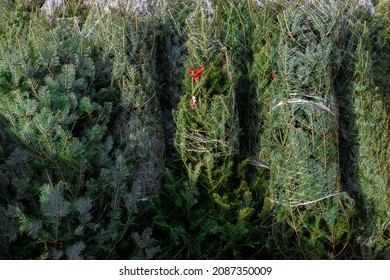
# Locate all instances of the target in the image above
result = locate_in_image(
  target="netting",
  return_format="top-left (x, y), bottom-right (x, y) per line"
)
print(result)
top-left (1, 0), bottom-right (387, 259)
top-left (258, 0), bottom-right (354, 206)
top-left (85, 9), bottom-right (164, 197)
top-left (174, 0), bottom-right (240, 189)
top-left (341, 2), bottom-right (390, 257)
top-left (250, 0), bottom-right (363, 258)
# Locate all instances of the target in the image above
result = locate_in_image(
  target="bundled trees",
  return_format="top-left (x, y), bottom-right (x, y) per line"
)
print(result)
top-left (252, 0), bottom-right (356, 258)
top-left (149, 0), bottom-right (265, 259)
top-left (174, 1), bottom-right (239, 191)
top-left (337, 2), bottom-right (390, 258)
top-left (0, 1), bottom-right (162, 259)
top-left (0, 0), bottom-right (388, 260)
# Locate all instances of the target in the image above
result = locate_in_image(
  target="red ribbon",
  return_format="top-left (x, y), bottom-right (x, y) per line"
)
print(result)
top-left (188, 66), bottom-right (204, 82)
top-left (221, 55), bottom-right (226, 67)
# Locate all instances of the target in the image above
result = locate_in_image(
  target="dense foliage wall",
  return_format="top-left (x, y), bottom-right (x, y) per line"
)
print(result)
top-left (0, 0), bottom-right (389, 259)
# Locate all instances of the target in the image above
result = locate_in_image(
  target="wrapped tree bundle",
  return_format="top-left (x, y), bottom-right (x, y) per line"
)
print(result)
top-left (153, 0), bottom-right (264, 259)
top-left (90, 11), bottom-right (164, 197)
top-left (268, 3), bottom-right (340, 204)
top-left (347, 3), bottom-right (390, 258)
top-left (257, 0), bottom-right (355, 258)
top-left (174, 0), bottom-right (239, 191)
top-left (156, 0), bottom-right (196, 157)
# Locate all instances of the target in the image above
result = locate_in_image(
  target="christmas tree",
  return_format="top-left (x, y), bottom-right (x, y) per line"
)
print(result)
top-left (0, 0), bottom-right (388, 260)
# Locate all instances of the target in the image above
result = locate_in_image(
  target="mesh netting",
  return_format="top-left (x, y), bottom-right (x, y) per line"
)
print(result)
top-left (174, 1), bottom-right (240, 189)
top-left (257, 0), bottom-right (356, 206)
top-left (85, 10), bottom-right (164, 197)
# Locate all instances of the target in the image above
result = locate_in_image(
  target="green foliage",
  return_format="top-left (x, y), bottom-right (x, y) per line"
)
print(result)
top-left (270, 194), bottom-right (355, 259)
top-left (251, 0), bottom-right (358, 258)
top-left (174, 0), bottom-right (239, 191)
top-left (0, 0), bottom-right (388, 260)
top-left (0, 2), bottom-right (161, 259)
top-left (250, 0), bottom-right (283, 195)
top-left (158, 0), bottom-right (266, 259)
top-left (150, 158), bottom-right (265, 259)
top-left (347, 4), bottom-right (390, 259)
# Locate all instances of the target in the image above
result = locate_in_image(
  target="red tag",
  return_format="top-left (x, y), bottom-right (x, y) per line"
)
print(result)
top-left (191, 66), bottom-right (204, 79)
top-left (271, 72), bottom-right (276, 80)
top-left (221, 55), bottom-right (226, 67)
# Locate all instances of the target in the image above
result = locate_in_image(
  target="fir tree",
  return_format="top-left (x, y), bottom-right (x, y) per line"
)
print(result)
top-left (0, 0), bottom-right (389, 260)
top-left (338, 2), bottom-right (390, 258)
top-left (0, 1), bottom-right (161, 259)
top-left (255, 0), bottom-right (356, 259)
top-left (150, 0), bottom-right (265, 259)
top-left (174, 0), bottom-right (239, 192)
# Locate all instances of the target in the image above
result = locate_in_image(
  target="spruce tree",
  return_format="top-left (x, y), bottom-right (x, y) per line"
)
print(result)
top-left (0, 1), bottom-right (161, 259)
top-left (340, 2), bottom-right (390, 258)
top-left (150, 0), bottom-right (265, 259)
top-left (174, 0), bottom-right (239, 193)
top-left (155, 0), bottom-right (196, 157)
top-left (255, 0), bottom-right (355, 258)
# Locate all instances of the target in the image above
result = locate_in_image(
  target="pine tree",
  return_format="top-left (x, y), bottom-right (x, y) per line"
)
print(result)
top-left (0, 1), bottom-right (161, 259)
top-left (255, 0), bottom-right (355, 259)
top-left (1, 0), bottom-right (388, 260)
top-left (340, 2), bottom-right (390, 258)
top-left (150, 0), bottom-right (265, 259)
top-left (174, 0), bottom-right (239, 192)
top-left (155, 0), bottom-right (196, 157)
